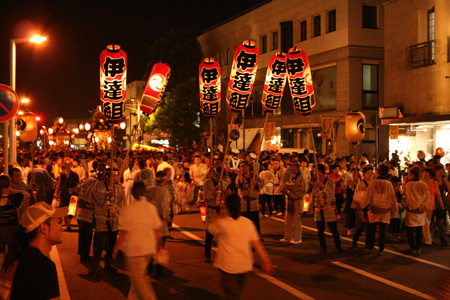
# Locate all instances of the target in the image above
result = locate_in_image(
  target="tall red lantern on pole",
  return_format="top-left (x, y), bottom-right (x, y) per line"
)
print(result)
top-left (100, 44), bottom-right (127, 121)
top-left (140, 63), bottom-right (171, 115)
top-left (199, 58), bottom-right (221, 117)
top-left (286, 47), bottom-right (319, 177)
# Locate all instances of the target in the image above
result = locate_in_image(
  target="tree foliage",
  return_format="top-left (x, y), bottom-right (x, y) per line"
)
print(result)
top-left (143, 28), bottom-right (203, 148)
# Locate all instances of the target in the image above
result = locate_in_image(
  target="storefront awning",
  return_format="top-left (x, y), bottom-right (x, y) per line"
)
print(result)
top-left (381, 114), bottom-right (450, 126)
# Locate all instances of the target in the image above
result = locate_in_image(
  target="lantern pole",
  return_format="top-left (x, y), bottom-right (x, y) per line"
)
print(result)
top-left (307, 115), bottom-right (319, 181)
top-left (218, 111), bottom-right (237, 184)
top-left (253, 111), bottom-right (270, 180)
top-left (210, 117), bottom-right (213, 164)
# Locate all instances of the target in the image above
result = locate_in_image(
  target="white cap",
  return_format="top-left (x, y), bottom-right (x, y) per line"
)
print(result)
top-left (249, 153), bottom-right (257, 159)
top-left (21, 202), bottom-right (68, 233)
top-left (231, 148), bottom-right (239, 154)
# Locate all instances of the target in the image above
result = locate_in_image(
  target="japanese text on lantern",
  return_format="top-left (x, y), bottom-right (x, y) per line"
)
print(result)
top-left (286, 47), bottom-right (315, 116)
top-left (199, 58), bottom-right (221, 103)
top-left (226, 40), bottom-right (259, 111)
top-left (262, 52), bottom-right (287, 111)
top-left (100, 45), bottom-right (127, 103)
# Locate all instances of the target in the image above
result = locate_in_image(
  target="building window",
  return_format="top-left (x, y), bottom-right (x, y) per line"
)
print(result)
top-left (362, 64), bottom-right (379, 109)
top-left (328, 9), bottom-right (336, 33)
top-left (226, 49), bottom-right (231, 65)
top-left (272, 31), bottom-right (278, 50)
top-left (362, 5), bottom-right (377, 29)
top-left (300, 20), bottom-right (307, 41)
top-left (261, 35), bottom-right (267, 54)
top-left (428, 7), bottom-right (435, 61)
top-left (218, 52), bottom-right (223, 66)
top-left (313, 15), bottom-right (321, 37)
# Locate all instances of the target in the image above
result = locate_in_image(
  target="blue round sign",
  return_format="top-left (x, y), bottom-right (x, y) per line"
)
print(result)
top-left (0, 84), bottom-right (19, 122)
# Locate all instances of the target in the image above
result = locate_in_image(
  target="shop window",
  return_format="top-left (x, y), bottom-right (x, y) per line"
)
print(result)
top-left (300, 20), bottom-right (307, 41)
top-left (362, 64), bottom-right (379, 109)
top-left (313, 15), bottom-right (321, 37)
top-left (226, 49), bottom-right (231, 65)
top-left (328, 9), bottom-right (336, 33)
top-left (428, 6), bottom-right (435, 62)
top-left (362, 5), bottom-right (377, 29)
top-left (272, 31), bottom-right (278, 50)
top-left (261, 35), bottom-right (267, 54)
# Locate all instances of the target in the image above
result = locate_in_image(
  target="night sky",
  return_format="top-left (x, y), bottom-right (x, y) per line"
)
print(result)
top-left (0, 0), bottom-right (267, 126)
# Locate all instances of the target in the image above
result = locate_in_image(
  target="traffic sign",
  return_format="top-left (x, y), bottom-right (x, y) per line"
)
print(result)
top-left (0, 84), bottom-right (19, 122)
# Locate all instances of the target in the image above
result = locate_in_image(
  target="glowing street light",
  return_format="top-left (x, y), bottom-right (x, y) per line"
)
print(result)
top-left (29, 35), bottom-right (47, 43)
top-left (6, 34), bottom-right (48, 172)
top-left (58, 117), bottom-right (64, 125)
top-left (20, 98), bottom-right (30, 104)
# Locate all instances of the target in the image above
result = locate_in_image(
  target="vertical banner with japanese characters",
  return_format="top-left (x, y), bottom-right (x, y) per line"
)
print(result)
top-left (264, 122), bottom-right (276, 141)
top-left (322, 117), bottom-right (334, 139)
top-left (100, 44), bottom-right (127, 121)
top-left (226, 40), bottom-right (260, 111)
top-left (286, 47), bottom-right (315, 115)
top-left (140, 63), bottom-right (171, 115)
top-left (199, 58), bottom-right (221, 117)
top-left (262, 52), bottom-right (287, 111)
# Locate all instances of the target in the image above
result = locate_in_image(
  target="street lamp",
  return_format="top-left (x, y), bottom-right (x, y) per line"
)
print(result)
top-left (7, 34), bottom-right (47, 169)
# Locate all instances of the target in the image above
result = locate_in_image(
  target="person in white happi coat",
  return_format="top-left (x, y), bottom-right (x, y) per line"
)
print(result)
top-left (307, 164), bottom-right (345, 255)
top-left (404, 166), bottom-right (431, 255)
top-left (123, 159), bottom-right (138, 205)
top-left (360, 163), bottom-right (397, 255)
top-left (280, 158), bottom-right (306, 245)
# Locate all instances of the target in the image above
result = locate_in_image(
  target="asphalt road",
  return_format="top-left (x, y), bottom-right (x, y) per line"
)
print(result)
top-left (54, 208), bottom-right (450, 300)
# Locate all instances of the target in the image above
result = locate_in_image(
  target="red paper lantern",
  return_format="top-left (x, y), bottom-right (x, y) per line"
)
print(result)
top-left (286, 47), bottom-right (315, 115)
top-left (140, 63), bottom-right (171, 115)
top-left (199, 58), bottom-right (221, 103)
top-left (226, 40), bottom-right (260, 111)
top-left (262, 52), bottom-right (287, 111)
top-left (100, 45), bottom-right (127, 103)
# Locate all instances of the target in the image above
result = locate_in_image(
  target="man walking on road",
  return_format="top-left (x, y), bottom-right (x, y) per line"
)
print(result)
top-left (113, 181), bottom-right (163, 300)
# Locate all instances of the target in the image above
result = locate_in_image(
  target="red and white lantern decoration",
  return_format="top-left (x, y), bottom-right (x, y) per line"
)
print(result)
top-left (226, 40), bottom-right (260, 111)
top-left (262, 52), bottom-right (287, 111)
top-left (199, 58), bottom-right (221, 117)
top-left (140, 63), bottom-right (171, 115)
top-left (286, 47), bottom-right (315, 115)
top-left (100, 44), bottom-right (127, 121)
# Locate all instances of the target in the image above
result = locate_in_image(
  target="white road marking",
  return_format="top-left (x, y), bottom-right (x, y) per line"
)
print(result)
top-left (271, 216), bottom-right (450, 271)
top-left (172, 223), bottom-right (316, 300)
top-left (332, 261), bottom-right (437, 300)
top-left (50, 246), bottom-right (71, 300)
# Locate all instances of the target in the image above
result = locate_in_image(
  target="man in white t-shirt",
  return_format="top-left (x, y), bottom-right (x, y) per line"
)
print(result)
top-left (207, 194), bottom-right (273, 299)
top-left (113, 181), bottom-right (163, 300)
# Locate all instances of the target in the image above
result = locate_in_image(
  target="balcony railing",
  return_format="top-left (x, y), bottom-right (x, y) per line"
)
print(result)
top-left (410, 40), bottom-right (435, 68)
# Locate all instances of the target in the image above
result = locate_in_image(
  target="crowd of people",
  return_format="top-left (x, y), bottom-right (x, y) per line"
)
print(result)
top-left (0, 146), bottom-right (448, 299)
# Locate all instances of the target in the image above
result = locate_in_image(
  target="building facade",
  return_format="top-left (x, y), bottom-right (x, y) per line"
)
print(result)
top-left (382, 0), bottom-right (450, 164)
top-left (124, 80), bottom-right (145, 150)
top-left (197, 0), bottom-right (385, 159)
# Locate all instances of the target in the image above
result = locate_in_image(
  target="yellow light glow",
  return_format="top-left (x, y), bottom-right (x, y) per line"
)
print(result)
top-left (35, 116), bottom-right (40, 121)
top-left (120, 122), bottom-right (126, 130)
top-left (48, 128), bottom-right (54, 134)
top-left (21, 98), bottom-right (30, 103)
top-left (16, 131), bottom-right (20, 137)
top-left (18, 111), bottom-right (23, 115)
top-left (73, 128), bottom-right (79, 134)
top-left (58, 117), bottom-right (64, 124)
top-left (85, 123), bottom-right (91, 131)
top-left (29, 35), bottom-right (47, 43)
top-left (40, 129), bottom-right (44, 135)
